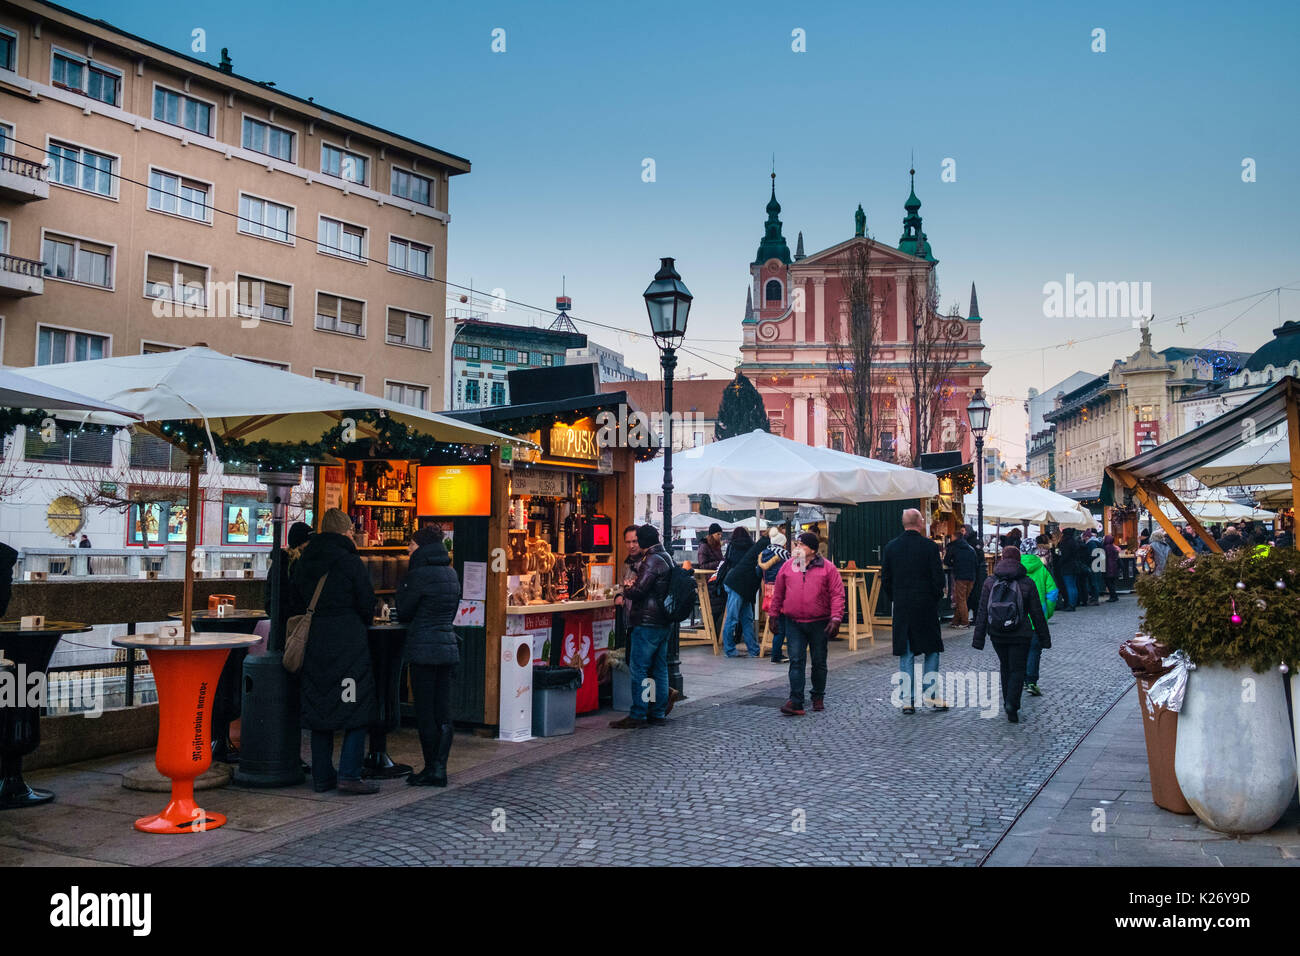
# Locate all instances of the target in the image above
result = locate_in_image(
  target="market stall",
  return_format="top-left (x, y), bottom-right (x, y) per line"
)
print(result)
top-left (443, 367), bottom-right (648, 726)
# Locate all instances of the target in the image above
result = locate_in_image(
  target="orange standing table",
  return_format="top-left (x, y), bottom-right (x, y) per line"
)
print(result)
top-left (112, 632), bottom-right (260, 834)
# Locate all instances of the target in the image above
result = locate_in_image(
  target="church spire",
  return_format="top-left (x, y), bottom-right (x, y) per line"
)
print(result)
top-left (743, 287), bottom-right (754, 322)
top-left (754, 171), bottom-right (792, 265)
top-left (795, 231), bottom-right (805, 260)
top-left (968, 282), bottom-right (981, 320)
top-left (898, 166), bottom-right (935, 262)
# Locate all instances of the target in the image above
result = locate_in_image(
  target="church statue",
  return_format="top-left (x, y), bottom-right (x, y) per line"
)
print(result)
top-left (854, 204), bottom-right (866, 238)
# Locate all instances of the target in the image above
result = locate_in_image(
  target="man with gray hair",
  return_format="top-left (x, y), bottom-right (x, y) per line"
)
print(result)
top-left (882, 508), bottom-right (948, 714)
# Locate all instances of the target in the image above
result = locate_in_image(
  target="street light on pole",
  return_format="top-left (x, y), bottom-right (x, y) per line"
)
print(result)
top-left (644, 257), bottom-right (692, 696)
top-left (966, 389), bottom-right (992, 552)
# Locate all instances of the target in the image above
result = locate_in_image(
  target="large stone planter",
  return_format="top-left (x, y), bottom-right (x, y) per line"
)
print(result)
top-left (1174, 663), bottom-right (1296, 834)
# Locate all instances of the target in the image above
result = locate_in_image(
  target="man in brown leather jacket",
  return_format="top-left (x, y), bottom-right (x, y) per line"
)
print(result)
top-left (611, 524), bottom-right (676, 729)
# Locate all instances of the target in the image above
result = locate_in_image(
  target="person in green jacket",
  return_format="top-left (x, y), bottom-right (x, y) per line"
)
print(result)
top-left (1020, 552), bottom-right (1056, 697)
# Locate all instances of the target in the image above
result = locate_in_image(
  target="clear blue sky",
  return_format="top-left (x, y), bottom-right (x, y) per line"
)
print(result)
top-left (75, 0), bottom-right (1300, 463)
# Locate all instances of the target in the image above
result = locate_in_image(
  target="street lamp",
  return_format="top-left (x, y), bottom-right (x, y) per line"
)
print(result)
top-left (966, 389), bottom-right (992, 552)
top-left (644, 257), bottom-right (692, 696)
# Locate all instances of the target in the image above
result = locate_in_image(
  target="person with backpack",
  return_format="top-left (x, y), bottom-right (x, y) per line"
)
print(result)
top-left (973, 546), bottom-right (1052, 723)
top-left (769, 531), bottom-right (845, 716)
top-left (610, 524), bottom-right (683, 729)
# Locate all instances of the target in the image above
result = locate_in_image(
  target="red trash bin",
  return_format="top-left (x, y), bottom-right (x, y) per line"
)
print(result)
top-left (1119, 636), bottom-right (1194, 815)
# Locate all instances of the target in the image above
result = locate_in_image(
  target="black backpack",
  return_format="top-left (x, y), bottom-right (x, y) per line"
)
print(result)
top-left (986, 577), bottom-right (1025, 636)
top-left (658, 553), bottom-right (698, 624)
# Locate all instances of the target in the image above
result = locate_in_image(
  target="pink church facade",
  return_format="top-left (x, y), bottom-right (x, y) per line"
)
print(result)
top-left (738, 175), bottom-right (989, 464)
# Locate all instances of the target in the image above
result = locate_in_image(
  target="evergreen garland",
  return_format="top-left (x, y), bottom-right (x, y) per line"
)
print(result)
top-left (0, 407), bottom-right (52, 440)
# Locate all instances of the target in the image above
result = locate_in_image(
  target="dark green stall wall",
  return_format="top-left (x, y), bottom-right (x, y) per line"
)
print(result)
top-left (449, 514), bottom-right (490, 725)
top-left (828, 499), bottom-right (919, 617)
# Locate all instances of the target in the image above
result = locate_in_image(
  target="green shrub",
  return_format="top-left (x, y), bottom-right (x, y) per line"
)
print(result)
top-left (1137, 547), bottom-right (1300, 672)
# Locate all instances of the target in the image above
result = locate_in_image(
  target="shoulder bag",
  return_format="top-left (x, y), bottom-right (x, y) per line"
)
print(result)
top-left (283, 573), bottom-right (328, 673)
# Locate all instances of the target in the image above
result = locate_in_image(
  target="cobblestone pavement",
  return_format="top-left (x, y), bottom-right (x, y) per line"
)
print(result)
top-left (232, 599), bottom-right (1140, 866)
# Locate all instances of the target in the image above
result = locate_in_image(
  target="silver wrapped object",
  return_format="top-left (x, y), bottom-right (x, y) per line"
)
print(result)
top-left (1147, 650), bottom-right (1193, 713)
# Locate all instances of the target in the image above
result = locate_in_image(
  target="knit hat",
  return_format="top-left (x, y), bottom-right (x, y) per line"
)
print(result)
top-left (1001, 546), bottom-right (1021, 560)
top-left (707, 523), bottom-right (723, 535)
top-left (768, 529), bottom-right (787, 549)
top-left (412, 526), bottom-right (442, 549)
top-left (798, 531), bottom-right (820, 551)
top-left (321, 508), bottom-right (352, 536)
top-left (287, 522), bottom-right (312, 549)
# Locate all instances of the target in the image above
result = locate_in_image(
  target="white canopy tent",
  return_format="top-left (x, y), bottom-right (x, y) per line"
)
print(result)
top-left (0, 366), bottom-right (141, 418)
top-left (673, 512), bottom-right (735, 532)
top-left (977, 481), bottom-right (1095, 529)
top-left (634, 429), bottom-right (939, 508)
top-left (1158, 498), bottom-right (1276, 524)
top-left (1191, 435), bottom-right (1291, 493)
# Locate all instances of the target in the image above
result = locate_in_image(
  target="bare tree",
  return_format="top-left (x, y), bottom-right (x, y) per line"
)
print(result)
top-left (0, 435), bottom-right (43, 500)
top-left (828, 240), bottom-right (880, 456)
top-left (900, 271), bottom-right (966, 467)
top-left (56, 466), bottom-right (200, 548)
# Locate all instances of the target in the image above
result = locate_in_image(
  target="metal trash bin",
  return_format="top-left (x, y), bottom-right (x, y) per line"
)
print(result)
top-left (1119, 636), bottom-right (1194, 815)
top-left (531, 665), bottom-right (581, 737)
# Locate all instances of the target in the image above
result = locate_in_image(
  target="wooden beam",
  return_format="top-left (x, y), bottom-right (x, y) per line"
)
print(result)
top-left (1149, 479), bottom-right (1223, 554)
top-left (1128, 482), bottom-right (1194, 557)
top-left (1288, 380), bottom-right (1300, 552)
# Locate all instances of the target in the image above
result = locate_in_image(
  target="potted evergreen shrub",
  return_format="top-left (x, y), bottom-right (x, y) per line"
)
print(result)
top-left (1138, 547), bottom-right (1300, 834)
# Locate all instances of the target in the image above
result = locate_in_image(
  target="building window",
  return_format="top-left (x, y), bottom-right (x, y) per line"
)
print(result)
top-left (490, 381), bottom-right (506, 405)
top-left (318, 217), bottom-right (366, 261)
top-left (141, 342), bottom-right (180, 354)
top-left (148, 169), bottom-right (211, 222)
top-left (491, 347), bottom-right (506, 363)
top-left (314, 370), bottom-right (362, 390)
top-left (238, 194), bottom-right (293, 243)
top-left (765, 279), bottom-right (782, 302)
top-left (387, 237), bottom-right (431, 278)
top-left (321, 143), bottom-right (367, 184)
top-left (37, 326), bottom-right (107, 365)
top-left (542, 353), bottom-right (554, 366)
top-left (242, 117), bottom-right (294, 161)
top-left (464, 345), bottom-right (480, 359)
top-left (42, 233), bottom-right (112, 288)
top-left (145, 254), bottom-right (208, 308)
top-left (391, 166), bottom-right (434, 206)
top-left (48, 141), bottom-right (114, 196)
top-left (518, 351), bottom-right (529, 365)
top-left (25, 423), bottom-right (113, 464)
top-left (466, 379), bottom-right (483, 404)
top-left (386, 308), bottom-right (430, 349)
top-left (237, 275), bottom-right (291, 324)
top-left (0, 122), bottom-right (10, 154)
top-left (315, 293), bottom-right (364, 337)
top-left (694, 431), bottom-right (704, 447)
top-left (153, 85), bottom-right (212, 136)
top-left (385, 381), bottom-right (428, 409)
top-left (51, 50), bottom-right (120, 105)
top-left (0, 28), bottom-right (15, 71)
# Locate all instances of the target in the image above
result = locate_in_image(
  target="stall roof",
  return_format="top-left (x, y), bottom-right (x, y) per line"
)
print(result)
top-left (445, 391), bottom-right (662, 449)
top-left (1102, 376), bottom-right (1299, 505)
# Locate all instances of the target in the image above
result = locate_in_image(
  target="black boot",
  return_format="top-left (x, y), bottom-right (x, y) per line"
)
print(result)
top-left (430, 721), bottom-right (454, 787)
top-left (408, 721), bottom-right (442, 787)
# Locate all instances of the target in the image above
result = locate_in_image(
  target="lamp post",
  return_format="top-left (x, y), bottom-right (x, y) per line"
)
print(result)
top-left (644, 257), bottom-right (692, 696)
top-left (966, 389), bottom-right (992, 552)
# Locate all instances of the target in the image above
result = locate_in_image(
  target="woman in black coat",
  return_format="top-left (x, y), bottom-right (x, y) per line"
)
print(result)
top-left (288, 509), bottom-right (379, 794)
top-left (719, 527), bottom-right (761, 656)
top-left (972, 546), bottom-right (1052, 723)
top-left (396, 526), bottom-right (462, 787)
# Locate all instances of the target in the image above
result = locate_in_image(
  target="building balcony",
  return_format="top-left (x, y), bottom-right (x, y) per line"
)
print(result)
top-left (0, 152), bottom-right (49, 202)
top-left (0, 253), bottom-right (45, 296)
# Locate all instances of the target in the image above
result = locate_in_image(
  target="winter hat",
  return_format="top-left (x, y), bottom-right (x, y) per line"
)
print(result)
top-left (798, 531), bottom-right (820, 551)
top-left (287, 522), bottom-right (312, 549)
top-left (412, 526), bottom-right (442, 549)
top-left (768, 529), bottom-right (787, 549)
top-left (321, 508), bottom-right (352, 536)
top-left (1001, 546), bottom-right (1021, 561)
top-left (707, 522), bottom-right (723, 535)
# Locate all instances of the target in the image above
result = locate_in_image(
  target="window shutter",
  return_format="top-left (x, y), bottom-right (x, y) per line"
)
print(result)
top-left (387, 309), bottom-right (406, 339)
top-left (146, 255), bottom-right (173, 286)
top-left (79, 240), bottom-right (112, 258)
top-left (237, 276), bottom-right (258, 309)
top-left (340, 298), bottom-right (363, 325)
top-left (263, 281), bottom-right (289, 310)
top-left (317, 293), bottom-right (339, 317)
top-left (179, 262), bottom-right (207, 288)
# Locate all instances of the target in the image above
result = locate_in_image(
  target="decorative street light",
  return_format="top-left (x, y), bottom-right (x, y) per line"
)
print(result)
top-left (966, 388), bottom-right (992, 551)
top-left (644, 257), bottom-right (692, 696)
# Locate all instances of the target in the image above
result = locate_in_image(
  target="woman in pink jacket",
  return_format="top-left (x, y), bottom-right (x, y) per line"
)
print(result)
top-left (769, 532), bottom-right (846, 716)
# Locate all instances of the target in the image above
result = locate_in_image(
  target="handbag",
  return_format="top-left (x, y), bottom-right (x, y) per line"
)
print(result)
top-left (283, 573), bottom-right (327, 673)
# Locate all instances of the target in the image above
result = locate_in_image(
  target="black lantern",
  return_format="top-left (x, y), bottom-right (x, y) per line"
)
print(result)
top-left (966, 388), bottom-right (992, 439)
top-left (643, 257), bottom-right (693, 347)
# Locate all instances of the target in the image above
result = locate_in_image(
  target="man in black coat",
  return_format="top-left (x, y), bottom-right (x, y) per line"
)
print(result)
top-left (397, 526), bottom-right (461, 787)
top-left (943, 532), bottom-right (979, 627)
top-left (0, 541), bottom-right (17, 618)
top-left (696, 524), bottom-right (726, 639)
top-left (973, 546), bottom-right (1052, 723)
top-left (288, 508), bottom-right (379, 794)
top-left (882, 509), bottom-right (948, 714)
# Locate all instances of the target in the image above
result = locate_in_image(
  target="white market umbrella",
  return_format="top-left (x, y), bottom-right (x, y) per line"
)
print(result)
top-left (1192, 435), bottom-right (1291, 489)
top-left (635, 429), bottom-right (938, 508)
top-left (17, 348), bottom-right (529, 635)
top-left (978, 481), bottom-right (1094, 528)
top-left (1159, 499), bottom-right (1276, 523)
top-left (674, 512), bottom-right (734, 532)
top-left (0, 366), bottom-right (141, 418)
